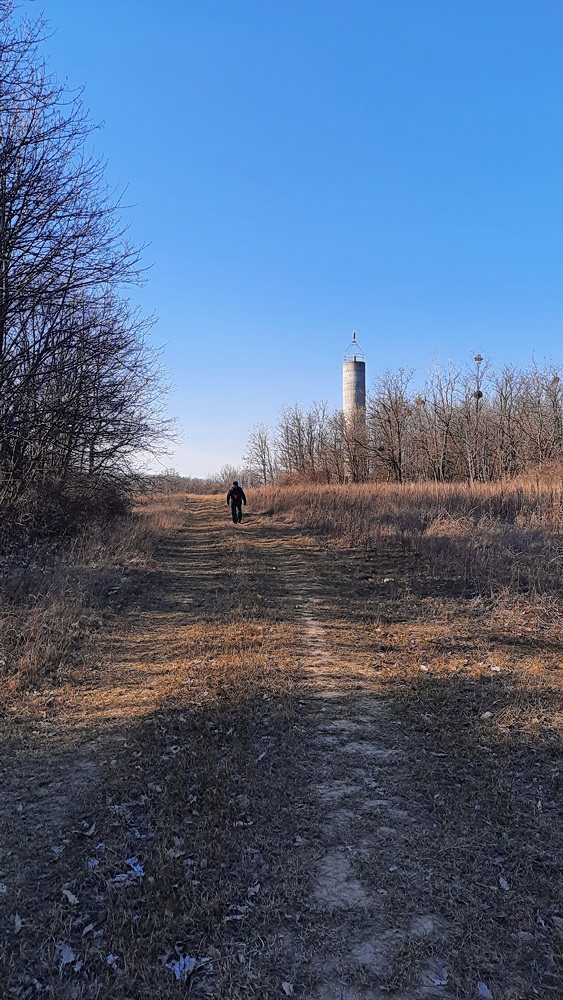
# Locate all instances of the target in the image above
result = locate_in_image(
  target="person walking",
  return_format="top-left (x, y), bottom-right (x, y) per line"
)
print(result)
top-left (226, 481), bottom-right (247, 523)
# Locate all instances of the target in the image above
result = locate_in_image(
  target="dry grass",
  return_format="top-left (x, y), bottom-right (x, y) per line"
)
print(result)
top-left (6, 628), bottom-right (304, 998)
top-left (2, 489), bottom-right (563, 998)
top-left (251, 478), bottom-right (563, 996)
top-left (0, 494), bottom-right (183, 696)
top-left (0, 496), bottom-right (311, 999)
top-left (257, 476), bottom-right (563, 601)
top-left (352, 627), bottom-right (563, 996)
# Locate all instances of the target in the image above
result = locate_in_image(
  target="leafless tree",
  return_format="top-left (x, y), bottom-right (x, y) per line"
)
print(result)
top-left (414, 362), bottom-right (461, 481)
top-left (243, 422), bottom-right (278, 484)
top-left (368, 368), bottom-right (414, 482)
top-left (246, 358), bottom-right (563, 488)
top-left (0, 3), bottom-right (168, 532)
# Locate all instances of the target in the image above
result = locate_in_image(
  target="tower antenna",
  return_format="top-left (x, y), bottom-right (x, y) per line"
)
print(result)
top-left (342, 332), bottom-right (366, 416)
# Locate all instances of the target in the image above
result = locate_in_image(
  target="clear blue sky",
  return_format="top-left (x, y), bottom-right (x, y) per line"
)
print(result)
top-left (41, 0), bottom-right (563, 475)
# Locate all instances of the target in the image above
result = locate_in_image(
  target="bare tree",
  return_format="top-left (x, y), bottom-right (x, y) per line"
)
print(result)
top-left (243, 422), bottom-right (277, 484)
top-left (368, 369), bottom-right (414, 482)
top-left (244, 358), bottom-right (563, 489)
top-left (414, 362), bottom-right (461, 481)
top-left (0, 2), bottom-right (167, 531)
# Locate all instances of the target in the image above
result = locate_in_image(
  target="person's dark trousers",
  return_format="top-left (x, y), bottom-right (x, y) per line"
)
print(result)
top-left (231, 502), bottom-right (242, 523)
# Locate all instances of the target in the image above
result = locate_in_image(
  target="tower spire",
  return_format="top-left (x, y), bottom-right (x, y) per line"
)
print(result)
top-left (342, 332), bottom-right (366, 416)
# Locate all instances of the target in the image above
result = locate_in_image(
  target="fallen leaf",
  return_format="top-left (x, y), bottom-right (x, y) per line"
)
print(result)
top-left (166, 847), bottom-right (186, 859)
top-left (247, 884), bottom-right (260, 896)
top-left (109, 873), bottom-right (129, 884)
top-left (83, 823), bottom-right (96, 837)
top-left (477, 983), bottom-right (493, 998)
top-left (499, 876), bottom-right (510, 891)
top-left (125, 857), bottom-right (144, 876)
top-left (481, 712), bottom-right (492, 720)
top-left (282, 983), bottom-right (294, 996)
top-left (424, 956), bottom-right (448, 986)
top-left (59, 944), bottom-right (76, 966)
top-left (14, 913), bottom-right (23, 934)
top-left (62, 889), bottom-right (79, 905)
top-left (168, 955), bottom-right (197, 981)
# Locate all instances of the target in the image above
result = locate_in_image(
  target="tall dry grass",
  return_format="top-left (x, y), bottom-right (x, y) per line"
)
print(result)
top-left (0, 494), bottom-right (183, 693)
top-left (256, 475), bottom-right (563, 600)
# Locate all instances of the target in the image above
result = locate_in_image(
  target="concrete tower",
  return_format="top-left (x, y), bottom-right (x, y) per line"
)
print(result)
top-left (342, 333), bottom-right (366, 419)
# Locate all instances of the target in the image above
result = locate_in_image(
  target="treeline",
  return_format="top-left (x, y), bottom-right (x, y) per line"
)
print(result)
top-left (0, 3), bottom-right (166, 537)
top-left (150, 464), bottom-right (259, 495)
top-left (244, 358), bottom-right (563, 484)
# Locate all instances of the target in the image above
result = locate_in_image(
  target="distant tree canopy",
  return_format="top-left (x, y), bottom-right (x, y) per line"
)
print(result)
top-left (0, 2), bottom-right (168, 535)
top-left (243, 358), bottom-right (563, 485)
top-left (147, 464), bottom-right (262, 495)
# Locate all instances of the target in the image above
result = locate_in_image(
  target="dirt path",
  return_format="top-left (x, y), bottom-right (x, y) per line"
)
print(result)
top-left (254, 515), bottom-right (449, 1000)
top-left (1, 496), bottom-right (559, 999)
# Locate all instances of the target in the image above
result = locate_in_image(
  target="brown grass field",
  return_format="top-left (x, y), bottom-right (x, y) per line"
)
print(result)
top-left (0, 479), bottom-right (562, 999)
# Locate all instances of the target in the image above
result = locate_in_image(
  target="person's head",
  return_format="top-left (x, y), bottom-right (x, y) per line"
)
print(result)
top-left (233, 480), bottom-right (238, 486)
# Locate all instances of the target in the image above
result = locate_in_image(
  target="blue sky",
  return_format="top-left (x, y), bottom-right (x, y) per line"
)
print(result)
top-left (41, 0), bottom-right (563, 475)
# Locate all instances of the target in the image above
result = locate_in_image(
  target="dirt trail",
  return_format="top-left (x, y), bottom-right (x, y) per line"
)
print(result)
top-left (1, 496), bottom-right (555, 999)
top-left (255, 520), bottom-right (448, 1000)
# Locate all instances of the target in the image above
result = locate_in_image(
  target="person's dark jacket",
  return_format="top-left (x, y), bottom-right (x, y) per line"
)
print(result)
top-left (227, 486), bottom-right (247, 506)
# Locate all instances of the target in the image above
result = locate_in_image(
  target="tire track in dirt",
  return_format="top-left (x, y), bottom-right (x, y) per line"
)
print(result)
top-left (1, 498), bottom-right (448, 998)
top-left (255, 521), bottom-right (450, 1000)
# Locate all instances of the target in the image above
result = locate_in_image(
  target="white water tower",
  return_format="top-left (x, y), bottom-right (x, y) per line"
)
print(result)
top-left (342, 332), bottom-right (366, 419)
